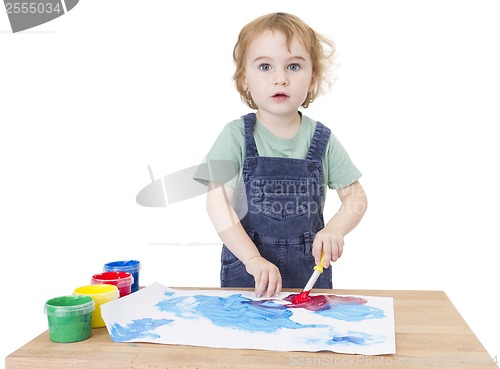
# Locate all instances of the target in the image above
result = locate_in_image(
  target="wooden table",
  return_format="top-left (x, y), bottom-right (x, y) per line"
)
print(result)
top-left (5, 289), bottom-right (498, 369)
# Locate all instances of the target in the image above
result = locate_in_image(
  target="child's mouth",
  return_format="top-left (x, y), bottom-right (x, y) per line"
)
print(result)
top-left (272, 93), bottom-right (289, 100)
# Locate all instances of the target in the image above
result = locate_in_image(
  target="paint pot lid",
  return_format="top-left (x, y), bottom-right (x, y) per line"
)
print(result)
top-left (73, 284), bottom-right (120, 301)
top-left (45, 295), bottom-right (95, 317)
top-left (104, 260), bottom-right (140, 272)
top-left (91, 271), bottom-right (134, 287)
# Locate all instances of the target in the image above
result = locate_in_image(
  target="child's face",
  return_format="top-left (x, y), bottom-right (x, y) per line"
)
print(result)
top-left (243, 30), bottom-right (315, 119)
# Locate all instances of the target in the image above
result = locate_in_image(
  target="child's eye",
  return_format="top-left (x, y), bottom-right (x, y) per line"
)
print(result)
top-left (258, 63), bottom-right (271, 71)
top-left (288, 63), bottom-right (301, 71)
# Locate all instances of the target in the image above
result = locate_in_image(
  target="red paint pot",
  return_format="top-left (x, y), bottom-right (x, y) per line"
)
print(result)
top-left (91, 271), bottom-right (134, 297)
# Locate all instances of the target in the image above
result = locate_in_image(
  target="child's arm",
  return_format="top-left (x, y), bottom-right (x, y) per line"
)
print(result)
top-left (312, 181), bottom-right (368, 268)
top-left (206, 182), bottom-right (282, 297)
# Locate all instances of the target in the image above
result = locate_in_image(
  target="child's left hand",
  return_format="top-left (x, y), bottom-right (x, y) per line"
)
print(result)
top-left (312, 227), bottom-right (345, 268)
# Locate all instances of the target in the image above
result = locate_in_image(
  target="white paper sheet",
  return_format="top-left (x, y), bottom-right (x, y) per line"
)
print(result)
top-left (101, 282), bottom-right (395, 355)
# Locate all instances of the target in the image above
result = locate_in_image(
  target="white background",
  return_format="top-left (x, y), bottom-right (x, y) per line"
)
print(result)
top-left (1, 0), bottom-right (499, 367)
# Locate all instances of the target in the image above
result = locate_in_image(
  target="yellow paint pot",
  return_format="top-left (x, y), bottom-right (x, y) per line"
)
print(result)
top-left (73, 284), bottom-right (119, 328)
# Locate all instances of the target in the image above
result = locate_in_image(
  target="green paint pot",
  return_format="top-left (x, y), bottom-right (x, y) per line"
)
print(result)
top-left (44, 295), bottom-right (95, 343)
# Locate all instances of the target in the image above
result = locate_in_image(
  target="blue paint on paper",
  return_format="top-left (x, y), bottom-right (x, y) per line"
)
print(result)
top-left (315, 302), bottom-right (385, 322)
top-left (163, 291), bottom-right (175, 297)
top-left (110, 318), bottom-right (174, 342)
top-left (108, 290), bottom-right (388, 347)
top-left (328, 331), bottom-right (376, 346)
top-left (156, 293), bottom-right (326, 333)
top-left (331, 335), bottom-right (366, 344)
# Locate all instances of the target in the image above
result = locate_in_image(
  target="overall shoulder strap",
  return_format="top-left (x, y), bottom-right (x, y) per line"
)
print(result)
top-left (306, 122), bottom-right (331, 161)
top-left (242, 113), bottom-right (259, 158)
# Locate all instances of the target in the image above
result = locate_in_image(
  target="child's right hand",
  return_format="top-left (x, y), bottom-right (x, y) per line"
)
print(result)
top-left (244, 256), bottom-right (282, 298)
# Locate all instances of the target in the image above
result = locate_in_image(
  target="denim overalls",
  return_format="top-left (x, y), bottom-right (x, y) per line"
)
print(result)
top-left (220, 113), bottom-right (333, 289)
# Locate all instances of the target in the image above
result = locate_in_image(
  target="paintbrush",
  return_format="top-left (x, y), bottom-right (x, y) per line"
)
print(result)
top-left (291, 250), bottom-right (325, 304)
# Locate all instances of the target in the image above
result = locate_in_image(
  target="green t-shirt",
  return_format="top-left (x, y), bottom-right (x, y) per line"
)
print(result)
top-left (195, 114), bottom-right (361, 199)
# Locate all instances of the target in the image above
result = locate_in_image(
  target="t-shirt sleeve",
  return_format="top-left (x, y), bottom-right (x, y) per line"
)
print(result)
top-left (193, 120), bottom-right (244, 188)
top-left (324, 133), bottom-right (362, 190)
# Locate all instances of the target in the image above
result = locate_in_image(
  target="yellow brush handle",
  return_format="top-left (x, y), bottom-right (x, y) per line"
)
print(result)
top-left (313, 250), bottom-right (325, 273)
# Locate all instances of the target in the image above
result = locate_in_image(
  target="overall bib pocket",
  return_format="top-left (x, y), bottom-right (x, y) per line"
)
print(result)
top-left (248, 179), bottom-right (311, 221)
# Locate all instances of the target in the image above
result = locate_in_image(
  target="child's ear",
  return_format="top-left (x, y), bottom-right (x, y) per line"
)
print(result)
top-left (309, 73), bottom-right (317, 92)
top-left (241, 75), bottom-right (248, 91)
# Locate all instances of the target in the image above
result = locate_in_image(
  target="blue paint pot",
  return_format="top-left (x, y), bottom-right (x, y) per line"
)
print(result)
top-left (104, 260), bottom-right (140, 292)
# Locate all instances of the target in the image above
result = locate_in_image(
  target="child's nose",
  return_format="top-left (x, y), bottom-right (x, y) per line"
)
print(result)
top-left (274, 69), bottom-right (288, 86)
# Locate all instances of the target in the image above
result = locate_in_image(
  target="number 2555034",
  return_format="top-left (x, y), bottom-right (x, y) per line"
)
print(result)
top-left (5, 2), bottom-right (62, 14)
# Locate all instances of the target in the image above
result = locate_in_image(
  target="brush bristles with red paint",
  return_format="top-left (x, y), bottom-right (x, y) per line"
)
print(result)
top-left (291, 251), bottom-right (325, 304)
top-left (292, 290), bottom-right (312, 303)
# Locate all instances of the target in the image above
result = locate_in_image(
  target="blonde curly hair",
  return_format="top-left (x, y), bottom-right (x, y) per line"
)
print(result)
top-left (233, 12), bottom-right (336, 109)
